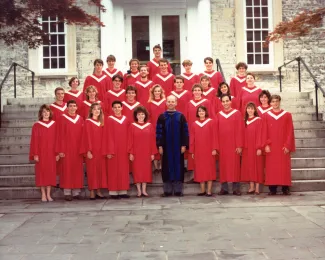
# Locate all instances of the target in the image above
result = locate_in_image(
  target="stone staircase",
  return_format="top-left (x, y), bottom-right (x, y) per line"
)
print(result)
top-left (0, 93), bottom-right (324, 199)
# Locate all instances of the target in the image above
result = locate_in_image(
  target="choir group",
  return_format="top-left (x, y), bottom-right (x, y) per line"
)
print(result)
top-left (29, 44), bottom-right (296, 202)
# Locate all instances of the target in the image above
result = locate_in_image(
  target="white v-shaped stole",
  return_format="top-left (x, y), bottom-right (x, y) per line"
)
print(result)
top-left (90, 74), bottom-right (107, 82)
top-left (108, 89), bottom-right (125, 97)
top-left (50, 103), bottom-right (67, 111)
top-left (130, 72), bottom-right (140, 78)
top-left (258, 106), bottom-right (272, 114)
top-left (203, 71), bottom-right (217, 77)
top-left (203, 88), bottom-right (214, 96)
top-left (234, 76), bottom-right (246, 83)
top-left (37, 121), bottom-right (55, 128)
top-left (151, 99), bottom-right (166, 106)
top-left (171, 90), bottom-right (188, 99)
top-left (267, 110), bottom-right (287, 120)
top-left (67, 91), bottom-right (82, 98)
top-left (181, 73), bottom-right (196, 80)
top-left (104, 69), bottom-right (119, 78)
top-left (63, 114), bottom-right (80, 124)
top-left (246, 117), bottom-right (261, 125)
top-left (132, 122), bottom-right (151, 130)
top-left (156, 73), bottom-right (173, 81)
top-left (190, 99), bottom-right (207, 107)
top-left (195, 118), bottom-right (212, 128)
top-left (219, 109), bottom-right (237, 119)
top-left (122, 101), bottom-right (140, 110)
top-left (87, 118), bottom-right (101, 127)
top-left (150, 59), bottom-right (159, 67)
top-left (242, 87), bottom-right (260, 93)
top-left (109, 115), bottom-right (126, 124)
top-left (136, 80), bottom-right (152, 88)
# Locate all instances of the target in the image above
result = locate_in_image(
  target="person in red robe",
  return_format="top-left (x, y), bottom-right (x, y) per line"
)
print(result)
top-left (128, 106), bottom-right (157, 197)
top-left (215, 82), bottom-right (239, 113)
top-left (56, 100), bottom-right (84, 201)
top-left (241, 102), bottom-right (263, 195)
top-left (29, 104), bottom-right (59, 202)
top-left (102, 100), bottom-right (130, 199)
top-left (189, 105), bottom-right (218, 196)
top-left (80, 103), bottom-right (107, 200)
top-left (83, 59), bottom-right (112, 101)
top-left (123, 58), bottom-right (140, 88)
top-left (134, 65), bottom-right (155, 106)
top-left (239, 73), bottom-right (262, 116)
top-left (152, 58), bottom-right (175, 95)
top-left (147, 44), bottom-right (173, 79)
top-left (257, 90), bottom-right (272, 117)
top-left (181, 59), bottom-right (199, 91)
top-left (147, 84), bottom-right (166, 174)
top-left (170, 75), bottom-right (192, 117)
top-left (216, 94), bottom-right (244, 196)
top-left (50, 87), bottom-right (67, 121)
top-left (63, 77), bottom-right (84, 109)
top-left (264, 95), bottom-right (295, 195)
top-left (105, 74), bottom-right (126, 111)
top-left (103, 55), bottom-right (123, 82)
top-left (79, 85), bottom-right (105, 119)
top-left (198, 57), bottom-right (223, 89)
top-left (122, 86), bottom-right (141, 119)
top-left (229, 62), bottom-right (248, 97)
top-left (201, 75), bottom-right (217, 102)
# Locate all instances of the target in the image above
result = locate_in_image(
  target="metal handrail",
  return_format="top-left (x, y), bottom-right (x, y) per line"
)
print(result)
top-left (215, 58), bottom-right (225, 82)
top-left (0, 62), bottom-right (35, 128)
top-left (278, 56), bottom-right (325, 121)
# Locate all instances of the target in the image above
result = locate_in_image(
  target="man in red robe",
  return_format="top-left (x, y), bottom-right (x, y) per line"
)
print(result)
top-left (134, 65), bottom-right (154, 105)
top-left (170, 75), bottom-right (191, 118)
top-left (83, 59), bottom-right (112, 100)
top-left (103, 55), bottom-right (123, 81)
top-left (181, 59), bottom-right (199, 91)
top-left (105, 74), bottom-right (126, 110)
top-left (147, 44), bottom-right (172, 79)
top-left (216, 94), bottom-right (243, 196)
top-left (264, 94), bottom-right (296, 195)
top-left (199, 57), bottom-right (223, 89)
top-left (103, 101), bottom-right (130, 199)
top-left (50, 87), bottom-right (67, 121)
top-left (122, 86), bottom-right (141, 119)
top-left (229, 62), bottom-right (248, 97)
top-left (152, 58), bottom-right (175, 95)
top-left (56, 100), bottom-right (84, 201)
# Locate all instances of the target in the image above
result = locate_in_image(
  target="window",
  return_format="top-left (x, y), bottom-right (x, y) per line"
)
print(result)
top-left (41, 16), bottom-right (66, 70)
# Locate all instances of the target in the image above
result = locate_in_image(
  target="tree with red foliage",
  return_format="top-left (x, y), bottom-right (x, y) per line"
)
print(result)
top-left (0, 0), bottom-right (106, 48)
top-left (265, 7), bottom-right (325, 45)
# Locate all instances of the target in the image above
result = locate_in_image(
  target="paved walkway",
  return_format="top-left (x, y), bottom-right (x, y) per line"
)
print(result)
top-left (0, 192), bottom-right (325, 260)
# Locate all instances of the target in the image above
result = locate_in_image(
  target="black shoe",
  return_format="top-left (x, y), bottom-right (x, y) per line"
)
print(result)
top-left (233, 190), bottom-right (242, 196)
top-left (205, 193), bottom-right (213, 197)
top-left (217, 189), bottom-right (229, 195)
top-left (197, 192), bottom-right (206, 196)
top-left (268, 192), bottom-right (277, 196)
top-left (160, 192), bottom-right (172, 197)
top-left (246, 190), bottom-right (255, 194)
top-left (282, 190), bottom-right (291, 196)
top-left (96, 194), bottom-right (106, 199)
top-left (73, 195), bottom-right (84, 200)
top-left (64, 195), bottom-right (73, 201)
top-left (89, 197), bottom-right (96, 200)
top-left (119, 194), bottom-right (130, 199)
top-left (110, 195), bottom-right (120, 199)
top-left (174, 192), bottom-right (183, 197)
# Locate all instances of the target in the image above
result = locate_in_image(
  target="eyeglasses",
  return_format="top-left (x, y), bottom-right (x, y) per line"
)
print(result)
top-left (114, 80), bottom-right (121, 82)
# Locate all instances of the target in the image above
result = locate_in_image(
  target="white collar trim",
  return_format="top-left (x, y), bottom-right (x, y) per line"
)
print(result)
top-left (258, 106), bottom-right (272, 114)
top-left (242, 86), bottom-right (260, 93)
top-left (203, 71), bottom-right (217, 77)
top-left (135, 80), bottom-right (153, 88)
top-left (151, 99), bottom-right (166, 106)
top-left (109, 115), bottom-right (126, 124)
top-left (190, 99), bottom-right (207, 107)
top-left (267, 110), bottom-right (287, 120)
top-left (122, 101), bottom-right (140, 110)
top-left (87, 118), bottom-right (101, 127)
top-left (181, 73), bottom-right (196, 80)
top-left (37, 121), bottom-right (55, 128)
top-left (171, 90), bottom-right (188, 99)
top-left (195, 118), bottom-right (212, 127)
top-left (103, 69), bottom-right (119, 78)
top-left (246, 117), bottom-right (261, 125)
top-left (83, 100), bottom-right (101, 107)
top-left (234, 76), bottom-right (246, 83)
top-left (130, 72), bottom-right (140, 78)
top-left (108, 89), bottom-right (125, 97)
top-left (67, 90), bottom-right (82, 98)
top-left (156, 73), bottom-right (173, 81)
top-left (151, 59), bottom-right (159, 67)
top-left (132, 122), bottom-right (151, 130)
top-left (219, 109), bottom-right (238, 119)
top-left (89, 74), bottom-right (107, 82)
top-left (203, 88), bottom-right (214, 96)
top-left (50, 103), bottom-right (67, 111)
top-left (63, 114), bottom-right (80, 124)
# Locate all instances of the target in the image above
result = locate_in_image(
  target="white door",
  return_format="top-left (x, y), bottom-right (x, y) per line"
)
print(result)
top-left (125, 9), bottom-right (187, 75)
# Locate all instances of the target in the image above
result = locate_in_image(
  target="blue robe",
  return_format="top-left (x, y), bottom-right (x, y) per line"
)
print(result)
top-left (156, 111), bottom-right (189, 182)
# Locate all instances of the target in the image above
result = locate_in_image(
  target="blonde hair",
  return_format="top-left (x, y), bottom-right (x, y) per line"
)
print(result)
top-left (148, 84), bottom-right (165, 103)
top-left (88, 103), bottom-right (104, 126)
top-left (182, 59), bottom-right (193, 66)
top-left (85, 85), bottom-right (98, 101)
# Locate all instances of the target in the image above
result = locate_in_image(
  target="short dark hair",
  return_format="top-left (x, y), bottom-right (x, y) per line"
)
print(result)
top-left (246, 72), bottom-right (256, 79)
top-left (38, 104), bottom-right (53, 121)
top-left (67, 100), bottom-right (77, 107)
top-left (259, 90), bottom-right (271, 104)
top-left (270, 94), bottom-right (281, 102)
top-left (217, 82), bottom-right (231, 97)
top-left (112, 100), bottom-right (123, 107)
top-left (192, 83), bottom-right (203, 92)
top-left (204, 57), bottom-right (213, 63)
top-left (220, 94), bottom-right (232, 101)
top-left (54, 87), bottom-right (64, 95)
top-left (235, 62), bottom-right (248, 70)
top-left (174, 75), bottom-right (184, 83)
top-left (126, 85), bottom-right (137, 95)
top-left (196, 105), bottom-right (209, 118)
top-left (106, 55), bottom-right (116, 62)
top-left (153, 44), bottom-right (161, 51)
top-left (133, 106), bottom-right (149, 122)
top-left (159, 58), bottom-right (169, 65)
top-left (112, 74), bottom-right (123, 83)
top-left (94, 59), bottom-right (104, 66)
top-left (68, 77), bottom-right (80, 87)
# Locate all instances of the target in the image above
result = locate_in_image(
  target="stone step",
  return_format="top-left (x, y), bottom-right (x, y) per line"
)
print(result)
top-left (0, 136), bottom-right (30, 145)
top-left (294, 129), bottom-right (325, 138)
top-left (292, 168), bottom-right (325, 180)
top-left (292, 158), bottom-right (325, 168)
top-left (0, 144), bottom-right (30, 155)
top-left (293, 121), bottom-right (325, 129)
top-left (273, 92), bottom-right (310, 99)
top-left (281, 99), bottom-right (312, 105)
top-left (3, 104), bottom-right (45, 113)
top-left (1, 111), bottom-right (38, 119)
top-left (0, 155), bottom-right (31, 165)
top-left (292, 148), bottom-right (325, 158)
top-left (0, 164), bottom-right (34, 176)
top-left (1, 180), bottom-right (324, 199)
top-left (292, 113), bottom-right (323, 121)
top-left (7, 97), bottom-right (54, 105)
top-left (0, 127), bottom-right (31, 136)
top-left (1, 119), bottom-right (34, 128)
top-left (280, 106), bottom-right (316, 113)
top-left (295, 138), bottom-right (325, 148)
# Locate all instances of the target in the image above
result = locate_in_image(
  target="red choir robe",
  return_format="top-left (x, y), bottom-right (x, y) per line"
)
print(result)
top-left (134, 79), bottom-right (155, 105)
top-left (105, 89), bottom-right (126, 112)
top-left (80, 118), bottom-right (107, 190)
top-left (216, 109), bottom-right (244, 183)
top-left (128, 122), bottom-right (157, 183)
top-left (50, 102), bottom-right (67, 121)
top-left (241, 117), bottom-right (264, 183)
top-left (56, 114), bottom-right (84, 189)
top-left (257, 105), bottom-right (272, 117)
top-left (214, 96), bottom-right (239, 114)
top-left (102, 115), bottom-right (130, 191)
top-left (103, 68), bottom-right (123, 85)
top-left (147, 58), bottom-right (172, 79)
top-left (263, 110), bottom-right (295, 186)
top-left (181, 72), bottom-right (199, 91)
top-left (170, 89), bottom-right (192, 117)
top-left (147, 98), bottom-right (167, 128)
top-left (29, 120), bottom-right (57, 186)
top-left (122, 101), bottom-right (141, 120)
top-left (124, 71), bottom-right (140, 88)
top-left (229, 75), bottom-right (246, 97)
top-left (79, 100), bottom-right (104, 120)
top-left (239, 86), bottom-right (262, 116)
top-left (63, 90), bottom-right (84, 110)
top-left (83, 74), bottom-right (111, 101)
top-left (152, 73), bottom-right (175, 95)
top-left (199, 71), bottom-right (223, 89)
top-left (189, 118), bottom-right (218, 182)
top-left (203, 87), bottom-right (217, 113)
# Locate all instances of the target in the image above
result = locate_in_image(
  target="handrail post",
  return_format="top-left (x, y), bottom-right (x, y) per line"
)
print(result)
top-left (31, 72), bottom-right (35, 98)
top-left (13, 63), bottom-right (17, 98)
top-left (315, 82), bottom-right (319, 121)
top-left (278, 67), bottom-right (282, 92)
top-left (297, 57), bottom-right (301, 92)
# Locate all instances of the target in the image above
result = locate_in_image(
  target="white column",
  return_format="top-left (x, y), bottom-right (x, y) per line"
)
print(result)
top-left (100, 0), bottom-right (114, 65)
top-left (113, 5), bottom-right (127, 71)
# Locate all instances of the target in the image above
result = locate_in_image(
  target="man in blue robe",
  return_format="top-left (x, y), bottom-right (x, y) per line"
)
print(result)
top-left (156, 95), bottom-right (189, 197)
